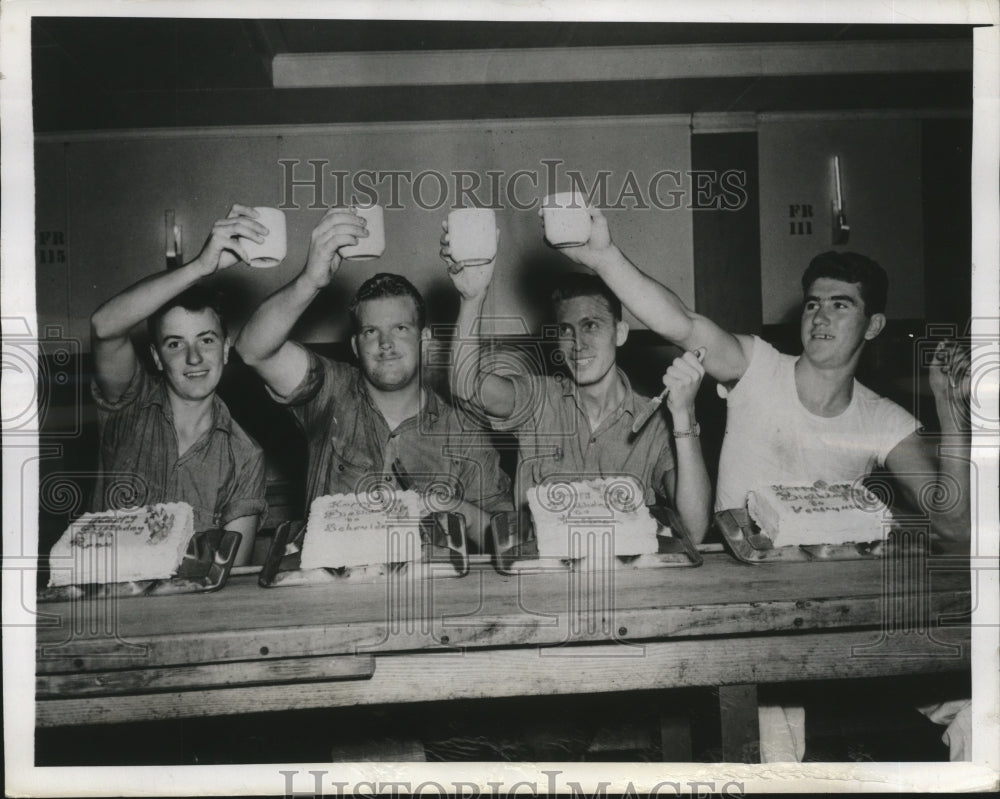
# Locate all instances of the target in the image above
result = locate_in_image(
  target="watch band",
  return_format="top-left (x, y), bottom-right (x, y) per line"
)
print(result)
top-left (672, 422), bottom-right (700, 439)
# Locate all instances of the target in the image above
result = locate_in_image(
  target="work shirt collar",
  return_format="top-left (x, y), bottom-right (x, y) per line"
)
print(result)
top-left (353, 370), bottom-right (442, 428)
top-left (559, 366), bottom-right (640, 420)
top-left (141, 377), bottom-right (232, 434)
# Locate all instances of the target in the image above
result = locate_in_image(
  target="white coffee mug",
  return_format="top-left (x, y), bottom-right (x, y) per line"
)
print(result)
top-left (447, 208), bottom-right (497, 267)
top-left (542, 192), bottom-right (591, 248)
top-left (341, 204), bottom-right (386, 260)
top-left (241, 207), bottom-right (287, 268)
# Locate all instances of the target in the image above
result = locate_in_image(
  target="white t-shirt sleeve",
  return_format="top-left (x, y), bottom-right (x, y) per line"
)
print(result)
top-left (873, 398), bottom-right (921, 467)
top-left (724, 335), bottom-right (782, 408)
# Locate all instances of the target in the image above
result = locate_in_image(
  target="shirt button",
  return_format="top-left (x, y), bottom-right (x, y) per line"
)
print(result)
top-left (338, 464), bottom-right (345, 472)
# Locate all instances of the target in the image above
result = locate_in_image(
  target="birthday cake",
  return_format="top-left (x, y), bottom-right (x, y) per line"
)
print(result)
top-left (48, 503), bottom-right (196, 587)
top-left (747, 481), bottom-right (890, 547)
top-left (300, 490), bottom-right (426, 569)
top-left (527, 476), bottom-right (662, 559)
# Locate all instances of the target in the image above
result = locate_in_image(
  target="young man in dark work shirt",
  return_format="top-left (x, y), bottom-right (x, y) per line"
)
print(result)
top-left (89, 205), bottom-right (269, 565)
top-left (236, 207), bottom-right (511, 550)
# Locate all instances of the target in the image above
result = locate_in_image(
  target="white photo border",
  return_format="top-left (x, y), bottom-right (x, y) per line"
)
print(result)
top-left (3, 0), bottom-right (997, 795)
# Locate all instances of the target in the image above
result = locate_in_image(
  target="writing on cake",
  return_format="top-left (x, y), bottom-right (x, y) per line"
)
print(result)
top-left (528, 476), bottom-right (662, 560)
top-left (49, 503), bottom-right (195, 586)
top-left (301, 490), bottom-right (424, 569)
top-left (748, 480), bottom-right (890, 547)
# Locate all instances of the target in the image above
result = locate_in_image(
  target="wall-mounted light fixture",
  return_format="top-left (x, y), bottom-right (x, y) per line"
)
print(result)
top-left (165, 209), bottom-right (183, 269)
top-left (831, 156), bottom-right (850, 246)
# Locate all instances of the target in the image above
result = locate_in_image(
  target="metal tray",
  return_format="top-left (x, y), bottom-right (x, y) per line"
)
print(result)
top-left (490, 505), bottom-right (703, 575)
top-left (258, 512), bottom-right (470, 588)
top-left (37, 529), bottom-right (242, 602)
top-left (715, 508), bottom-right (895, 564)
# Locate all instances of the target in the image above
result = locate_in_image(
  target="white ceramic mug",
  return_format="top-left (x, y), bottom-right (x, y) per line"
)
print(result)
top-left (241, 207), bottom-right (287, 268)
top-left (542, 192), bottom-right (591, 248)
top-left (341, 204), bottom-right (386, 260)
top-left (447, 208), bottom-right (497, 266)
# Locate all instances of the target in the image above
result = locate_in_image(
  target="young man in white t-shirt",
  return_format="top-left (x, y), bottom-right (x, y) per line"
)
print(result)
top-left (558, 208), bottom-right (969, 544)
top-left (711, 257), bottom-right (920, 514)
top-left (556, 206), bottom-right (971, 762)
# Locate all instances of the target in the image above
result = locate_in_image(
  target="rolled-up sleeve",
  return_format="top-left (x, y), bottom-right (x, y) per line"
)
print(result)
top-left (91, 365), bottom-right (147, 416)
top-left (485, 372), bottom-right (545, 433)
top-left (651, 441), bottom-right (677, 505)
top-left (266, 349), bottom-right (353, 437)
top-left (265, 347), bottom-right (327, 407)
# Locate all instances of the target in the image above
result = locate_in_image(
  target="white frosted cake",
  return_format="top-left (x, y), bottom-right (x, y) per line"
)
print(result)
top-left (300, 490), bottom-right (425, 569)
top-left (747, 481), bottom-right (890, 547)
top-left (48, 503), bottom-right (195, 587)
top-left (527, 477), bottom-right (661, 559)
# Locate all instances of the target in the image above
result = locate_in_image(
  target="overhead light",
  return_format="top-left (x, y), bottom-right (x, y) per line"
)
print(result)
top-left (273, 40), bottom-right (969, 89)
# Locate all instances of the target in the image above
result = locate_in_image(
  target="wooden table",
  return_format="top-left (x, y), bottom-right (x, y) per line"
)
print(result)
top-left (35, 552), bottom-right (971, 760)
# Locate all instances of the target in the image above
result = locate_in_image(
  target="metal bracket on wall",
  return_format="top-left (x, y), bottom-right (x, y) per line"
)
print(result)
top-left (832, 155), bottom-right (850, 246)
top-left (165, 209), bottom-right (183, 269)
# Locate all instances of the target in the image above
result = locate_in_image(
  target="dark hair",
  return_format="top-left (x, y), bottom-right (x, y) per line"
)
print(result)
top-left (550, 273), bottom-right (622, 321)
top-left (348, 273), bottom-right (427, 332)
top-left (148, 286), bottom-right (227, 342)
top-left (801, 251), bottom-right (889, 316)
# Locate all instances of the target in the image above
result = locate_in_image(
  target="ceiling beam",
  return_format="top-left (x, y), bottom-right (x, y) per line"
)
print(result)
top-left (273, 39), bottom-right (970, 89)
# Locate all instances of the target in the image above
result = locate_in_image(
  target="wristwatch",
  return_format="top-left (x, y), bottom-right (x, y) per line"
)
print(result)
top-left (672, 422), bottom-right (700, 439)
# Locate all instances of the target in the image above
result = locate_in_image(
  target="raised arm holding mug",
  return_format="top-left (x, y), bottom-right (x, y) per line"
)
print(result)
top-left (443, 210), bottom-right (712, 544)
top-left (235, 207), bottom-right (511, 551)
top-left (553, 204), bottom-right (972, 763)
top-left (89, 204), bottom-right (270, 565)
top-left (556, 206), bottom-right (970, 546)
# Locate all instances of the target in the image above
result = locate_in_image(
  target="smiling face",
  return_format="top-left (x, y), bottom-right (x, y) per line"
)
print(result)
top-left (351, 295), bottom-right (427, 392)
top-left (554, 294), bottom-right (628, 387)
top-left (800, 278), bottom-right (885, 369)
top-left (150, 306), bottom-right (229, 401)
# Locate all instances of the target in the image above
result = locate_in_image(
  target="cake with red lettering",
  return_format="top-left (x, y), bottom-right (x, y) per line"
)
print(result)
top-left (48, 502), bottom-right (195, 587)
top-left (527, 476), bottom-right (661, 559)
top-left (747, 481), bottom-right (890, 547)
top-left (300, 490), bottom-right (425, 569)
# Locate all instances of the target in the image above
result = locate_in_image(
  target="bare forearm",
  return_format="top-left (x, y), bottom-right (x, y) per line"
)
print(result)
top-left (224, 514), bottom-right (261, 566)
top-left (451, 295), bottom-right (487, 402)
top-left (673, 444), bottom-right (711, 544)
top-left (932, 397), bottom-right (972, 541)
top-left (670, 412), bottom-right (711, 544)
top-left (930, 461), bottom-right (971, 542)
top-left (236, 273), bottom-right (321, 365)
top-left (889, 422), bottom-right (971, 545)
top-left (90, 259), bottom-right (210, 341)
top-left (587, 246), bottom-right (697, 344)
